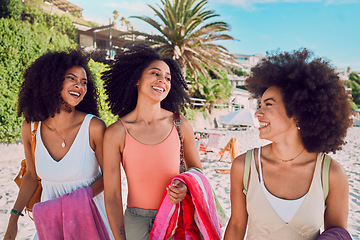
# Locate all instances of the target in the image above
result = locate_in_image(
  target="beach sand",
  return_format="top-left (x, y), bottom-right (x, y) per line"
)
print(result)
top-left (0, 126), bottom-right (359, 239)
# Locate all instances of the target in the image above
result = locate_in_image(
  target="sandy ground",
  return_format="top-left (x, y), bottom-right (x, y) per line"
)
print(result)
top-left (0, 122), bottom-right (359, 239)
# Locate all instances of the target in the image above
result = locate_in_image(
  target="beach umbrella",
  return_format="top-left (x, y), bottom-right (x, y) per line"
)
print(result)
top-left (219, 109), bottom-right (259, 127)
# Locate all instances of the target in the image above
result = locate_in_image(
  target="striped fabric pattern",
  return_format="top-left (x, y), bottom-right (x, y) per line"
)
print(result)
top-left (149, 168), bottom-right (226, 240)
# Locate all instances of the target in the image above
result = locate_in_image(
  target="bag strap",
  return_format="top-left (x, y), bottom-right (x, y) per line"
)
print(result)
top-left (31, 122), bottom-right (40, 181)
top-left (322, 154), bottom-right (331, 201)
top-left (242, 150), bottom-right (252, 195)
top-left (31, 122), bottom-right (39, 162)
top-left (173, 113), bottom-right (186, 173)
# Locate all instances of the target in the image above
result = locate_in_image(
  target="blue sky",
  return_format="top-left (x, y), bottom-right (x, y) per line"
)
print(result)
top-left (70, 0), bottom-right (360, 71)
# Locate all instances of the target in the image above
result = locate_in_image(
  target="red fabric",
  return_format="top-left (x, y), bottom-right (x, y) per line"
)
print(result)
top-left (172, 194), bottom-right (202, 239)
top-left (149, 169), bottom-right (222, 240)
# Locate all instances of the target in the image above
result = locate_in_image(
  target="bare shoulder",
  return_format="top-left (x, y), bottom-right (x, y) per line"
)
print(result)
top-left (328, 157), bottom-right (347, 181)
top-left (232, 152), bottom-right (247, 173)
top-left (178, 114), bottom-right (193, 131)
top-left (89, 116), bottom-right (107, 131)
top-left (21, 120), bottom-right (31, 131)
top-left (104, 120), bottom-right (126, 141)
top-left (179, 114), bottom-right (190, 123)
top-left (21, 120), bottom-right (32, 142)
top-left (230, 152), bottom-right (249, 191)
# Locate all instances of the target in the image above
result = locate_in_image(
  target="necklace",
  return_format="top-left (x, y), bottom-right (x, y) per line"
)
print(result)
top-left (50, 111), bottom-right (78, 148)
top-left (272, 145), bottom-right (305, 163)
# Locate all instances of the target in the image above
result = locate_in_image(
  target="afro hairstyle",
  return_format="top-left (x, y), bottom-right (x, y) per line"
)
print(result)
top-left (18, 49), bottom-right (99, 122)
top-left (246, 48), bottom-right (351, 153)
top-left (101, 44), bottom-right (189, 118)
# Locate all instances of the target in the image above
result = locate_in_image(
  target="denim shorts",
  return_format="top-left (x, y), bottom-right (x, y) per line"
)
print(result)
top-left (124, 207), bottom-right (158, 240)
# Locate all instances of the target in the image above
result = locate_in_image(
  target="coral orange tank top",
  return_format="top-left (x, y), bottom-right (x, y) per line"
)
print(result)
top-left (120, 119), bottom-right (180, 210)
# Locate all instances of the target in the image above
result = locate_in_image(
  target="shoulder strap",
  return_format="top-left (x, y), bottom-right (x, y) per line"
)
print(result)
top-left (31, 122), bottom-right (41, 181)
top-left (243, 150), bottom-right (252, 195)
top-left (31, 122), bottom-right (39, 162)
top-left (322, 154), bottom-right (331, 201)
top-left (118, 118), bottom-right (128, 133)
top-left (173, 113), bottom-right (185, 173)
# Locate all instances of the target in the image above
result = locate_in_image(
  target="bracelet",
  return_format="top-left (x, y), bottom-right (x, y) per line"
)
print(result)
top-left (11, 209), bottom-right (24, 216)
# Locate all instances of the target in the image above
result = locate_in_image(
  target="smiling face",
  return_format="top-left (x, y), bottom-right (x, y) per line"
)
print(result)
top-left (137, 60), bottom-right (171, 103)
top-left (255, 86), bottom-right (297, 141)
top-left (60, 66), bottom-right (87, 108)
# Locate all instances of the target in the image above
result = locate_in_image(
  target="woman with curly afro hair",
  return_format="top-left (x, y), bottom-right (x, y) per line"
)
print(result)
top-left (102, 45), bottom-right (202, 239)
top-left (5, 50), bottom-right (114, 239)
top-left (225, 49), bottom-right (351, 239)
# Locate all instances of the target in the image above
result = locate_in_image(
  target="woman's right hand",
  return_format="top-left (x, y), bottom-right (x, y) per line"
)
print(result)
top-left (4, 217), bottom-right (18, 240)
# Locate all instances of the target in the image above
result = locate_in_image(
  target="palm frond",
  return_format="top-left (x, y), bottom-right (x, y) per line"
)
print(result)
top-left (126, 0), bottom-right (237, 80)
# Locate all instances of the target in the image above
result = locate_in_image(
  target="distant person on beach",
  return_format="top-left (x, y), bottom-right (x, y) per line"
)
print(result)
top-left (4, 50), bottom-right (113, 239)
top-left (101, 45), bottom-right (202, 240)
top-left (224, 49), bottom-right (351, 239)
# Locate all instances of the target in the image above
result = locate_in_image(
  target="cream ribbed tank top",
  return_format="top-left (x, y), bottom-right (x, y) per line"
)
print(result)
top-left (246, 149), bottom-right (325, 240)
top-left (258, 146), bottom-right (306, 223)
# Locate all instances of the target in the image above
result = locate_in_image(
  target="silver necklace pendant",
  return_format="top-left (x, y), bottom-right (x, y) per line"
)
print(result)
top-left (61, 140), bottom-right (66, 148)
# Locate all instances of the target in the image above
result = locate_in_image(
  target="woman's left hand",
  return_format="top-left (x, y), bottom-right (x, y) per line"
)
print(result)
top-left (167, 179), bottom-right (188, 204)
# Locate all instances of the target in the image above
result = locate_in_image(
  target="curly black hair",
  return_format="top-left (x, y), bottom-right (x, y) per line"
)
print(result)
top-left (18, 49), bottom-right (99, 122)
top-left (246, 48), bottom-right (351, 153)
top-left (101, 44), bottom-right (189, 117)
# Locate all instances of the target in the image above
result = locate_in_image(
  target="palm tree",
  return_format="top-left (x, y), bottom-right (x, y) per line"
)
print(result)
top-left (190, 69), bottom-right (232, 113)
top-left (118, 0), bottom-right (237, 79)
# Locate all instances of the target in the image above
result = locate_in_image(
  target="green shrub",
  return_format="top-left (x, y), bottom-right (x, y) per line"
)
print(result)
top-left (0, 0), bottom-right (24, 20)
top-left (183, 107), bottom-right (198, 122)
top-left (88, 60), bottom-right (118, 126)
top-left (0, 18), bottom-right (75, 143)
top-left (22, 7), bottom-right (78, 43)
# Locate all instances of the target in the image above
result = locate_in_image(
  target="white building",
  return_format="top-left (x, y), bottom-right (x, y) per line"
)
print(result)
top-left (231, 88), bottom-right (258, 111)
top-left (336, 69), bottom-right (349, 81)
top-left (233, 53), bottom-right (265, 74)
top-left (228, 53), bottom-right (265, 88)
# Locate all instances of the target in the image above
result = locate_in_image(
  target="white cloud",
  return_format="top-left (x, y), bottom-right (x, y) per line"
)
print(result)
top-left (325, 0), bottom-right (360, 5)
top-left (214, 0), bottom-right (357, 9)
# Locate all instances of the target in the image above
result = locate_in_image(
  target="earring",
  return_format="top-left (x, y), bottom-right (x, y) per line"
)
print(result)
top-left (296, 122), bottom-right (300, 130)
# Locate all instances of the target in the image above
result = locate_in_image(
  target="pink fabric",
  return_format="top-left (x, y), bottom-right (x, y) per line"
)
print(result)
top-left (33, 186), bottom-right (110, 240)
top-left (318, 227), bottom-right (352, 240)
top-left (149, 169), bottom-right (222, 240)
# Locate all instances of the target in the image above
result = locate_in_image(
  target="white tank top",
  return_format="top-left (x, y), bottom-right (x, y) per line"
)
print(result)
top-left (32, 114), bottom-right (114, 239)
top-left (258, 146), bottom-right (306, 223)
top-left (34, 114), bottom-right (100, 191)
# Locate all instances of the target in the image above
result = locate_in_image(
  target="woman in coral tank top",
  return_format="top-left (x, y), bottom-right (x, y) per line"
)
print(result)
top-left (102, 45), bottom-right (202, 240)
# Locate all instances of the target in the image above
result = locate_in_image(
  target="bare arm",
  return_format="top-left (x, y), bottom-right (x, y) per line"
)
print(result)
top-left (4, 121), bottom-right (40, 240)
top-left (224, 153), bottom-right (248, 240)
top-left (103, 122), bottom-right (126, 240)
top-left (179, 115), bottom-right (202, 170)
top-left (323, 158), bottom-right (349, 230)
top-left (167, 115), bottom-right (202, 205)
top-left (89, 117), bottom-right (107, 197)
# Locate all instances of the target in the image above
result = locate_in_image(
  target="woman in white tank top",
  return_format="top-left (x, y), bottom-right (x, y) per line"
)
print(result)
top-left (224, 49), bottom-right (351, 239)
top-left (4, 50), bottom-right (114, 239)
